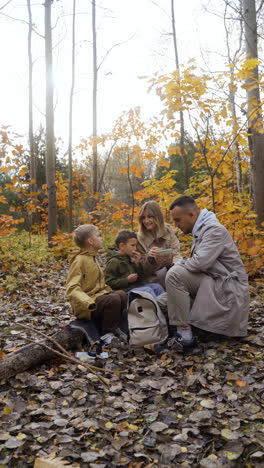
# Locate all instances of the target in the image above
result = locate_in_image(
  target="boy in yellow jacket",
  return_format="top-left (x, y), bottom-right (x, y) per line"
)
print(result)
top-left (66, 224), bottom-right (127, 344)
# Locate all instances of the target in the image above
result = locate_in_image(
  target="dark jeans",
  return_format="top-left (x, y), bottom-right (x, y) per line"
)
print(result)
top-left (92, 290), bottom-right (127, 334)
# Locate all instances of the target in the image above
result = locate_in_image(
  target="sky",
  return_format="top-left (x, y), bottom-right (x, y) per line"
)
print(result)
top-left (0, 0), bottom-right (227, 150)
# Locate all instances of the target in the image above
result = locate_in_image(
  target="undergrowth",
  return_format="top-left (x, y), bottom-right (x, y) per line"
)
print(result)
top-left (0, 232), bottom-right (55, 291)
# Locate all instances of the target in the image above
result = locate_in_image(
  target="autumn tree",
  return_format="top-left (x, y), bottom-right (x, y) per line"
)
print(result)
top-left (156, 135), bottom-right (197, 194)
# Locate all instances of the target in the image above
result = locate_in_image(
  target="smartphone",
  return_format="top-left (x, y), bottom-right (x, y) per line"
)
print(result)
top-left (156, 248), bottom-right (173, 256)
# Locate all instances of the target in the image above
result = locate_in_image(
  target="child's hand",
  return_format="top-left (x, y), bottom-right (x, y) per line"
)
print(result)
top-left (133, 251), bottom-right (142, 265)
top-left (127, 273), bottom-right (138, 283)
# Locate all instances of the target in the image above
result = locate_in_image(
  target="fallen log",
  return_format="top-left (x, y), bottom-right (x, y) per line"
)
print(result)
top-left (0, 326), bottom-right (84, 380)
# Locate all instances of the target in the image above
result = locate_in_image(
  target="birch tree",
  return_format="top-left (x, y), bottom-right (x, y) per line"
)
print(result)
top-left (45, 0), bottom-right (57, 243)
top-left (68, 0), bottom-right (76, 233)
top-left (92, 0), bottom-right (98, 199)
top-left (27, 0), bottom-right (36, 196)
top-left (223, 1), bottom-right (243, 195)
top-left (171, 0), bottom-right (188, 190)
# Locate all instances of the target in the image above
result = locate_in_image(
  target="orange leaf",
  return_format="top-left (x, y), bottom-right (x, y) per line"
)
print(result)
top-left (235, 380), bottom-right (247, 387)
top-left (0, 350), bottom-right (7, 361)
top-left (248, 246), bottom-right (259, 256)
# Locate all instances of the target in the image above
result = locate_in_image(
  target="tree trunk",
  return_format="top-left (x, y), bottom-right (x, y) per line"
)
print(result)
top-left (68, 0), bottom-right (76, 233)
top-left (0, 327), bottom-right (84, 380)
top-left (243, 0), bottom-right (264, 225)
top-left (171, 0), bottom-right (188, 191)
top-left (127, 149), bottom-right (135, 230)
top-left (27, 0), bottom-right (36, 195)
top-left (92, 0), bottom-right (98, 200)
top-left (45, 0), bottom-right (57, 244)
top-left (229, 73), bottom-right (243, 195)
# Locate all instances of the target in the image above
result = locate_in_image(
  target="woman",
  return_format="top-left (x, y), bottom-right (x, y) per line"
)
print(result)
top-left (137, 200), bottom-right (182, 287)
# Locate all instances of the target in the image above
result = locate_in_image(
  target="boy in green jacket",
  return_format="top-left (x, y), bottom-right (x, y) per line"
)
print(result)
top-left (104, 230), bottom-right (164, 298)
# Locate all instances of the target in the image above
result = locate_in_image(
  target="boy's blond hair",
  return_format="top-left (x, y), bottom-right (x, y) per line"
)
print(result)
top-left (73, 224), bottom-right (97, 248)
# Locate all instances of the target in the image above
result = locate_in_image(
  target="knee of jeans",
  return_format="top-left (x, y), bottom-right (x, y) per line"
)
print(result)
top-left (165, 265), bottom-right (183, 288)
top-left (113, 291), bottom-right (127, 307)
top-left (119, 291), bottom-right (128, 306)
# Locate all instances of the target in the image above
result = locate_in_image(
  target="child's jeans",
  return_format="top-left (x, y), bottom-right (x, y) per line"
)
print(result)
top-left (92, 290), bottom-right (127, 334)
top-left (129, 282), bottom-right (164, 299)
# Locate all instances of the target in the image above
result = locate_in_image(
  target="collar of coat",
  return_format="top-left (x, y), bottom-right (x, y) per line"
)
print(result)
top-left (69, 248), bottom-right (100, 264)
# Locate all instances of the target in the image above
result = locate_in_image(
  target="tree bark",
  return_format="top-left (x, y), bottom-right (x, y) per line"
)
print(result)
top-left (92, 0), bottom-right (98, 200)
top-left (171, 0), bottom-right (188, 191)
top-left (68, 0), bottom-right (76, 233)
top-left (0, 327), bottom-right (84, 380)
top-left (45, 0), bottom-right (57, 244)
top-left (223, 3), bottom-right (243, 195)
top-left (27, 0), bottom-right (36, 195)
top-left (229, 72), bottom-right (243, 195)
top-left (243, 0), bottom-right (264, 226)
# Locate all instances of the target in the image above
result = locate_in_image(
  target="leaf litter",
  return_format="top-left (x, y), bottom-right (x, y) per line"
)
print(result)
top-left (0, 261), bottom-right (264, 467)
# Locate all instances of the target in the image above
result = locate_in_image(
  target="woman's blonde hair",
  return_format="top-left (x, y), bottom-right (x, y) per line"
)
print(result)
top-left (138, 201), bottom-right (165, 237)
top-left (73, 224), bottom-right (97, 248)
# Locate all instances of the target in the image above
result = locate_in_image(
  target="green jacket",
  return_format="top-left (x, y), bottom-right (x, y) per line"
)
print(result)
top-left (104, 248), bottom-right (144, 292)
top-left (66, 249), bottom-right (111, 320)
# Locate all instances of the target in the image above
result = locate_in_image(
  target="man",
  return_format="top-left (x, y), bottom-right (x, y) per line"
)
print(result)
top-left (157, 196), bottom-right (249, 353)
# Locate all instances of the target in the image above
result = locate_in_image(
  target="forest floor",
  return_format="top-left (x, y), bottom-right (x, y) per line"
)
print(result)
top-left (0, 259), bottom-right (264, 468)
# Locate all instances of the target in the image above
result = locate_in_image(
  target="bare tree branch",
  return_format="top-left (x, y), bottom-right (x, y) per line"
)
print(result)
top-left (256, 0), bottom-right (264, 14)
top-left (0, 0), bottom-right (13, 11)
top-left (0, 11), bottom-right (44, 38)
top-left (97, 34), bottom-right (135, 71)
top-left (98, 141), bottom-right (117, 192)
top-left (149, 0), bottom-right (170, 19)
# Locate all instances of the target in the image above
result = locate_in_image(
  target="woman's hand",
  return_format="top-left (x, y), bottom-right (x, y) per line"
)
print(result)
top-left (148, 247), bottom-right (160, 258)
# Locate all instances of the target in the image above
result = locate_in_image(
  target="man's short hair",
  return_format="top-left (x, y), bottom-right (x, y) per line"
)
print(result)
top-left (73, 224), bottom-right (97, 248)
top-left (170, 196), bottom-right (198, 212)
top-left (115, 229), bottom-right (137, 248)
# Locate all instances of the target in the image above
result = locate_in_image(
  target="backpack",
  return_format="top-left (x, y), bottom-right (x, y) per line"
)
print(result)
top-left (127, 290), bottom-right (168, 346)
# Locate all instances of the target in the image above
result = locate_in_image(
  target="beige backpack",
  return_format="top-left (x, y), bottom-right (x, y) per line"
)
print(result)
top-left (128, 290), bottom-right (168, 346)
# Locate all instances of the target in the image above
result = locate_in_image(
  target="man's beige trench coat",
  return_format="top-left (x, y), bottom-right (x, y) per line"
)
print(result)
top-left (181, 219), bottom-right (249, 337)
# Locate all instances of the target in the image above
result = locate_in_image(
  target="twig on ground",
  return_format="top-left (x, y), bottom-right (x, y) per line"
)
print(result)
top-left (17, 323), bottom-right (108, 369)
top-left (16, 323), bottom-right (113, 380)
top-left (23, 334), bottom-right (109, 387)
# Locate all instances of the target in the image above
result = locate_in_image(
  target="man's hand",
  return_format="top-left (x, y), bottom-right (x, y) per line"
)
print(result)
top-left (133, 251), bottom-right (142, 266)
top-left (127, 273), bottom-right (138, 283)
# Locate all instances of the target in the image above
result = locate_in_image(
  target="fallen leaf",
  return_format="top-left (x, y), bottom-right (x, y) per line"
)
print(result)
top-left (149, 421), bottom-right (168, 432)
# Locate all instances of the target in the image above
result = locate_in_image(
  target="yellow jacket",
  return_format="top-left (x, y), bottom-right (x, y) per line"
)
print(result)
top-left (66, 249), bottom-right (111, 319)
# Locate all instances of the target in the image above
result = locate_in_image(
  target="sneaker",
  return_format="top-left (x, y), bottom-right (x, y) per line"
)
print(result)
top-left (155, 333), bottom-right (198, 354)
top-left (114, 328), bottom-right (128, 343)
top-left (100, 332), bottom-right (120, 347)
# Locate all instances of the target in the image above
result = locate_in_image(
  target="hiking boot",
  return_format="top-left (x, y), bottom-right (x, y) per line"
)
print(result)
top-left (155, 333), bottom-right (198, 354)
top-left (114, 328), bottom-right (128, 343)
